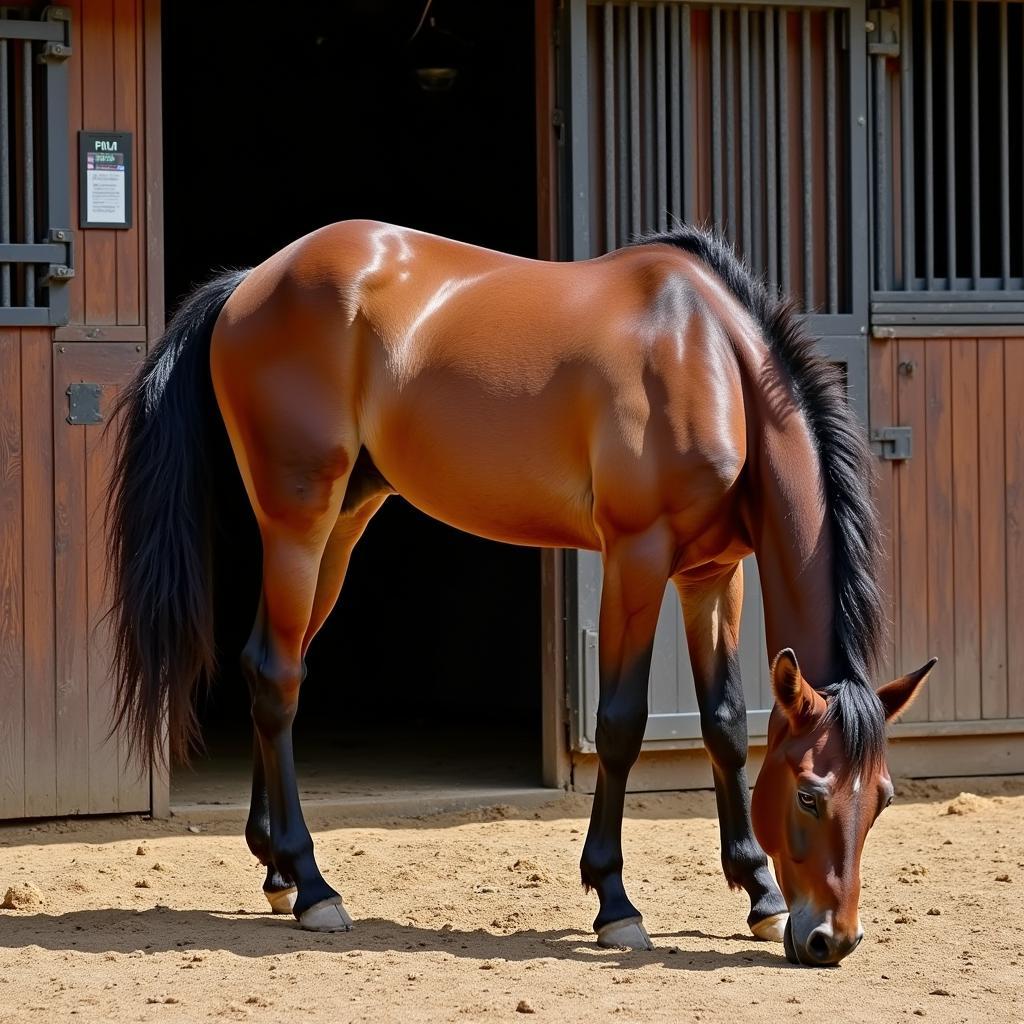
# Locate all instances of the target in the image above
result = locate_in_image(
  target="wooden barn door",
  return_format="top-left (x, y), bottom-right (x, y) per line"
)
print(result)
top-left (558, 0), bottom-right (870, 760)
top-left (52, 342), bottom-right (149, 815)
top-left (0, 1), bottom-right (163, 820)
top-left (0, 338), bottom-right (148, 820)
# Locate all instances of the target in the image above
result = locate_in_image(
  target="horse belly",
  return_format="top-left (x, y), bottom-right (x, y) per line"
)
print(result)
top-left (365, 383), bottom-right (599, 550)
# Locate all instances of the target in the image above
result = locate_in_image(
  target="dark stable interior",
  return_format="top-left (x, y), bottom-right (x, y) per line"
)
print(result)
top-left (161, 1), bottom-right (542, 788)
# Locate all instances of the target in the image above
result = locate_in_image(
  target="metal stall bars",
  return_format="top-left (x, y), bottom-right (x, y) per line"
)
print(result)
top-left (870, 0), bottom-right (1024, 326)
top-left (558, 0), bottom-right (871, 757)
top-left (568, 0), bottom-right (870, 407)
top-left (0, 7), bottom-right (73, 326)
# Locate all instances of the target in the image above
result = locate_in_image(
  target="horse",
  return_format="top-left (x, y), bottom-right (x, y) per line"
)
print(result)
top-left (107, 219), bottom-right (934, 966)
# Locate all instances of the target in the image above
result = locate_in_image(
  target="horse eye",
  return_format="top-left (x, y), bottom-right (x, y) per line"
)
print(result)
top-left (797, 791), bottom-right (819, 817)
top-left (885, 794), bottom-right (895, 809)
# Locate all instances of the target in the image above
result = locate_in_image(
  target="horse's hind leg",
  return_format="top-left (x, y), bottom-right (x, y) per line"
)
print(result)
top-left (242, 476), bottom-right (388, 925)
top-left (301, 468), bottom-right (391, 648)
top-left (243, 687), bottom-right (298, 913)
top-left (676, 564), bottom-right (788, 941)
top-left (241, 518), bottom-right (349, 928)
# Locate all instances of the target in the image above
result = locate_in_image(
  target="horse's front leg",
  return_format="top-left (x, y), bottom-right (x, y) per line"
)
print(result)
top-left (580, 528), bottom-right (673, 951)
top-left (676, 564), bottom-right (788, 941)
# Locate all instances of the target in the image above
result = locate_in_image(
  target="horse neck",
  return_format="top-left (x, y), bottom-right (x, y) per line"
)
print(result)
top-left (742, 354), bottom-right (842, 687)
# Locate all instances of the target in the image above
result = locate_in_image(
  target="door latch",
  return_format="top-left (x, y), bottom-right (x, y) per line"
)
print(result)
top-left (870, 426), bottom-right (912, 461)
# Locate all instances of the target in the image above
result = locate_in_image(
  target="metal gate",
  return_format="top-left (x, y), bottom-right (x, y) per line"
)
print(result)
top-left (557, 0), bottom-right (870, 752)
top-left (868, 0), bottom-right (1024, 323)
top-left (0, 7), bottom-right (73, 326)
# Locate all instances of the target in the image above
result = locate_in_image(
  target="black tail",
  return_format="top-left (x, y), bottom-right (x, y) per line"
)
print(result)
top-left (108, 269), bottom-right (250, 766)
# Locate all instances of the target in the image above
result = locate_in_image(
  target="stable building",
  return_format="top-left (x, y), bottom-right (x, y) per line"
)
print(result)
top-left (0, 0), bottom-right (1021, 821)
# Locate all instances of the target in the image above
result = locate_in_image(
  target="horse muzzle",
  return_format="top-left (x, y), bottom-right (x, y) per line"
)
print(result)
top-left (784, 916), bottom-right (864, 967)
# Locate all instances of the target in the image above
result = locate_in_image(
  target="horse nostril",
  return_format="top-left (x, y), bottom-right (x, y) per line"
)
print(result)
top-left (806, 929), bottom-right (832, 963)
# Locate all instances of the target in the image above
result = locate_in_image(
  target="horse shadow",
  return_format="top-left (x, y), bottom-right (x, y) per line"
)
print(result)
top-left (0, 907), bottom-right (796, 973)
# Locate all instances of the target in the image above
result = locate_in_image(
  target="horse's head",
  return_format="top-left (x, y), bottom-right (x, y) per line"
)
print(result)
top-left (751, 648), bottom-right (936, 966)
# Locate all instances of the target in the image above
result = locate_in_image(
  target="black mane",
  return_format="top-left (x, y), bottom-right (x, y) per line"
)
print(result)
top-left (639, 225), bottom-right (886, 769)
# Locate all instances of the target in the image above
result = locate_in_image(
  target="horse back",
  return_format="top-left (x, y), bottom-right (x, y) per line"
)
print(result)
top-left (214, 220), bottom-right (753, 561)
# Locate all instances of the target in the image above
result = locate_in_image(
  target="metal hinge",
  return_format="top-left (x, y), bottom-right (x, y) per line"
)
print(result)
top-left (37, 40), bottom-right (71, 62)
top-left (866, 8), bottom-right (899, 57)
top-left (38, 8), bottom-right (72, 62)
top-left (552, 106), bottom-right (565, 144)
top-left (66, 382), bottom-right (103, 425)
top-left (871, 426), bottom-right (912, 461)
top-left (43, 227), bottom-right (74, 285)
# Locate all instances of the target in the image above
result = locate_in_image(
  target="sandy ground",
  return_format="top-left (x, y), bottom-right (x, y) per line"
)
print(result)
top-left (0, 779), bottom-right (1022, 1024)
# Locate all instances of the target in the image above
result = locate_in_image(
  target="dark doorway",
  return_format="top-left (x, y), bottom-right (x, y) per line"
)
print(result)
top-left (162, 1), bottom-right (543, 805)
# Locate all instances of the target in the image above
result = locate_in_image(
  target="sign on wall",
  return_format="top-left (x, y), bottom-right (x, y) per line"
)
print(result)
top-left (79, 131), bottom-right (132, 229)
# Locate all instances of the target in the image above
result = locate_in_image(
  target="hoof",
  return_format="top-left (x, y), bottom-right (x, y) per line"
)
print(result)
top-left (297, 896), bottom-right (353, 932)
top-left (264, 886), bottom-right (297, 915)
top-left (596, 916), bottom-right (652, 951)
top-left (750, 911), bottom-right (789, 943)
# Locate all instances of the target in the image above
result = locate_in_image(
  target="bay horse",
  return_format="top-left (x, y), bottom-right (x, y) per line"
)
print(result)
top-left (108, 220), bottom-right (934, 966)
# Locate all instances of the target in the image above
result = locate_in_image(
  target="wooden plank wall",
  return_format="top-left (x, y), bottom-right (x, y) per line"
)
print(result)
top-left (0, 329), bottom-right (56, 819)
top-left (871, 335), bottom-right (1024, 728)
top-left (63, 0), bottom-right (150, 337)
top-left (0, 0), bottom-right (159, 819)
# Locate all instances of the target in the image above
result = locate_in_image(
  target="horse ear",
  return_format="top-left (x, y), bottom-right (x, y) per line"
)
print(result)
top-left (771, 648), bottom-right (825, 729)
top-left (876, 658), bottom-right (937, 722)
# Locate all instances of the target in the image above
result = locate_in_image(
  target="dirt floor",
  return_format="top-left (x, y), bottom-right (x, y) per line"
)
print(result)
top-left (0, 779), bottom-right (1022, 1024)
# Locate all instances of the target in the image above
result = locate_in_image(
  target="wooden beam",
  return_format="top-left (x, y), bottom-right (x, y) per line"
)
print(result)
top-left (572, 729), bottom-right (1024, 794)
top-left (873, 325), bottom-right (1024, 338)
top-left (141, 0), bottom-right (167, 816)
top-left (53, 325), bottom-right (147, 342)
top-left (142, 0), bottom-right (164, 344)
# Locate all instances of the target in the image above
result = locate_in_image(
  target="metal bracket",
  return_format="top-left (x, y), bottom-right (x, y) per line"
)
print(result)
top-left (45, 264), bottom-right (74, 282)
top-left (552, 106), bottom-right (565, 144)
top-left (43, 227), bottom-right (74, 285)
top-left (40, 6), bottom-right (73, 62)
top-left (871, 425), bottom-right (912, 461)
top-left (37, 40), bottom-right (71, 63)
top-left (867, 8), bottom-right (900, 57)
top-left (66, 382), bottom-right (103, 425)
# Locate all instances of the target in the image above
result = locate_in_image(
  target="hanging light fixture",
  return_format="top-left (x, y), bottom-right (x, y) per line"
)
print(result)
top-left (409, 0), bottom-right (466, 93)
